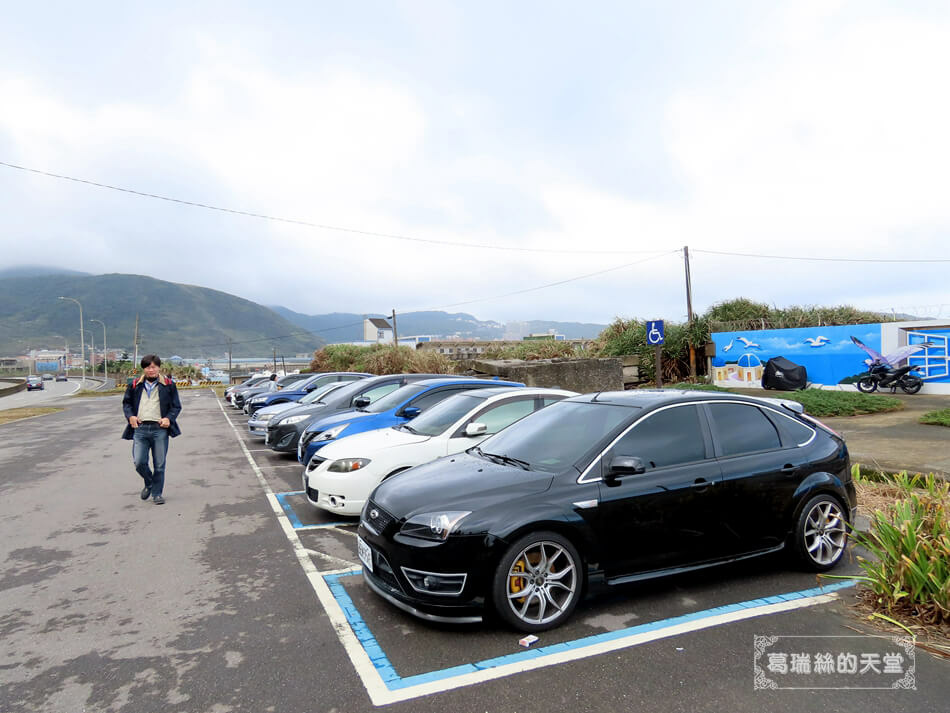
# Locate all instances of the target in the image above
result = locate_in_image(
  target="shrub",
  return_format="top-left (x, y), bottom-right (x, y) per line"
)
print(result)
top-left (309, 344), bottom-right (457, 375)
top-left (849, 467), bottom-right (950, 626)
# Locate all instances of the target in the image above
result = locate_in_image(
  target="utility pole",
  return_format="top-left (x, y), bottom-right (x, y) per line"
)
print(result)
top-left (133, 313), bottom-right (140, 369)
top-left (90, 319), bottom-right (107, 383)
top-left (228, 338), bottom-right (232, 384)
top-left (58, 296), bottom-right (85, 387)
top-left (391, 309), bottom-right (399, 347)
top-left (684, 246), bottom-right (696, 380)
top-left (89, 331), bottom-right (95, 376)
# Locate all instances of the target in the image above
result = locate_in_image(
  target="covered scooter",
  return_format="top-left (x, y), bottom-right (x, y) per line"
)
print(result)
top-left (761, 356), bottom-right (807, 390)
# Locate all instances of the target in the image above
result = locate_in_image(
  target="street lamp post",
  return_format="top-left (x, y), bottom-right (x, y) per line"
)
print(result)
top-left (58, 297), bottom-right (85, 386)
top-left (90, 319), bottom-right (107, 383)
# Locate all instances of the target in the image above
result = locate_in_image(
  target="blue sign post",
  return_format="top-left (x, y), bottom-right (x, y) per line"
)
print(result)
top-left (647, 320), bottom-right (665, 388)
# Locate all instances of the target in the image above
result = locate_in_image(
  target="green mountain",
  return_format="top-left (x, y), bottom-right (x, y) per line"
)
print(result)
top-left (0, 274), bottom-right (323, 358)
top-left (270, 306), bottom-right (606, 342)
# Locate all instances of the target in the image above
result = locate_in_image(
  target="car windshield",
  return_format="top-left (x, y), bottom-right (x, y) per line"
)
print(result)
top-left (475, 401), bottom-right (637, 473)
top-left (402, 393), bottom-right (485, 436)
top-left (299, 382), bottom-right (345, 404)
top-left (363, 383), bottom-right (429, 413)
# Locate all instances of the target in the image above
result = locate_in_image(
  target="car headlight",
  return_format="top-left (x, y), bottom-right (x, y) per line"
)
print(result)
top-left (400, 511), bottom-right (471, 541)
top-left (327, 458), bottom-right (371, 473)
top-left (278, 414), bottom-right (310, 425)
top-left (250, 396), bottom-right (267, 403)
top-left (315, 424), bottom-right (348, 442)
top-left (256, 414), bottom-right (273, 422)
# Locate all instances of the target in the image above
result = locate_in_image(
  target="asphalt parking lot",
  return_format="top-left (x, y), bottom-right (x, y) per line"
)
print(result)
top-left (1, 389), bottom-right (946, 712)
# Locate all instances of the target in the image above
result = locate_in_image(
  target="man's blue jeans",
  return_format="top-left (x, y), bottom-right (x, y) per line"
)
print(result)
top-left (132, 424), bottom-right (169, 497)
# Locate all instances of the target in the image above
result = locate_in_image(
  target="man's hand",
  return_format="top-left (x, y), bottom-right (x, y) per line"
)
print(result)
top-left (159, 417), bottom-right (170, 428)
top-left (129, 416), bottom-right (141, 428)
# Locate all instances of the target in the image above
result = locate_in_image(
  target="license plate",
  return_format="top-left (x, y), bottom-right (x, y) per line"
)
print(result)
top-left (357, 536), bottom-right (373, 573)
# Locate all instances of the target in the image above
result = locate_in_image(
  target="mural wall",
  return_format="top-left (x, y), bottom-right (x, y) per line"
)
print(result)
top-left (710, 319), bottom-right (950, 394)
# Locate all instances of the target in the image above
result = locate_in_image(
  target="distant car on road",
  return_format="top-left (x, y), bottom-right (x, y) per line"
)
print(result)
top-left (55, 373), bottom-right (68, 382)
top-left (26, 376), bottom-right (44, 391)
top-left (41, 373), bottom-right (54, 381)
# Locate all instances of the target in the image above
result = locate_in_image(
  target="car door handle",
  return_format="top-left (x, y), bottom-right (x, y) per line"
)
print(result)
top-left (691, 478), bottom-right (715, 490)
top-left (780, 464), bottom-right (798, 474)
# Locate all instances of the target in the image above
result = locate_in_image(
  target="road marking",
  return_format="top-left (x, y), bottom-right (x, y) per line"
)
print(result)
top-left (217, 396), bottom-right (859, 706)
top-left (273, 491), bottom-right (354, 530)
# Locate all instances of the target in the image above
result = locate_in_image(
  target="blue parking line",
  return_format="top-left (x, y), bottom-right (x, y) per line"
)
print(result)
top-left (324, 571), bottom-right (858, 692)
top-left (274, 491), bottom-right (355, 530)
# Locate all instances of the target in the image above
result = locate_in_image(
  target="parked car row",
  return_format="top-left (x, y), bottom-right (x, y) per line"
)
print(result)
top-left (227, 374), bottom-right (856, 633)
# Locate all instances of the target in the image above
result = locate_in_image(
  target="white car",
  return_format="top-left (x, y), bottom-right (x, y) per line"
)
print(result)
top-left (303, 386), bottom-right (577, 516)
top-left (247, 382), bottom-right (347, 439)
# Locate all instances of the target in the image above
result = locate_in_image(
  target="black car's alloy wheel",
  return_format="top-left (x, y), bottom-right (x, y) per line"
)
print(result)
top-left (792, 495), bottom-right (848, 571)
top-left (492, 531), bottom-right (582, 632)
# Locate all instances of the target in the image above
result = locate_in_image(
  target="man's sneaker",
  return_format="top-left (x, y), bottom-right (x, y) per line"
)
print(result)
top-left (140, 486), bottom-right (151, 500)
top-left (152, 495), bottom-right (166, 505)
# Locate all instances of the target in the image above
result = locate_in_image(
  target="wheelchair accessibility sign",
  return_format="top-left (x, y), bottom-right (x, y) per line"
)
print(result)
top-left (647, 320), bottom-right (665, 346)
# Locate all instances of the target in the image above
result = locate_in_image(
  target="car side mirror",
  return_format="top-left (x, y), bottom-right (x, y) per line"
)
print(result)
top-left (401, 406), bottom-right (421, 419)
top-left (604, 456), bottom-right (646, 485)
top-left (464, 422), bottom-right (487, 437)
top-left (353, 396), bottom-right (371, 408)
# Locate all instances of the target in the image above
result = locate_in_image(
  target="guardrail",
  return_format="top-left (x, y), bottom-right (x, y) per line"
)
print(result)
top-left (0, 378), bottom-right (26, 398)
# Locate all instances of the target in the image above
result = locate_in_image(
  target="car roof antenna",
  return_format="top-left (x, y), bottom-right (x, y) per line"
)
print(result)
top-left (591, 391), bottom-right (603, 402)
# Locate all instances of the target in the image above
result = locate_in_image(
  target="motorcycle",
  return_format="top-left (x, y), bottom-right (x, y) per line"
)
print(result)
top-left (855, 363), bottom-right (923, 394)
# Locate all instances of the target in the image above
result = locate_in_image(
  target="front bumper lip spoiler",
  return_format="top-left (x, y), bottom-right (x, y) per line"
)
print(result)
top-left (362, 570), bottom-right (482, 624)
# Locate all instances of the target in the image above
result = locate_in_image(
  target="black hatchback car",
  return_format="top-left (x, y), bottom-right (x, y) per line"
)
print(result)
top-left (358, 390), bottom-right (855, 632)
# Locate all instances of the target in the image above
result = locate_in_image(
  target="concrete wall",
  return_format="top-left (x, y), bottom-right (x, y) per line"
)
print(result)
top-left (471, 358), bottom-right (623, 393)
top-left (0, 378), bottom-right (27, 397)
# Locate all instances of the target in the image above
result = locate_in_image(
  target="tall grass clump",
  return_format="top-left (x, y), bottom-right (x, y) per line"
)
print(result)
top-left (309, 344), bottom-right (457, 375)
top-left (849, 467), bottom-right (950, 626)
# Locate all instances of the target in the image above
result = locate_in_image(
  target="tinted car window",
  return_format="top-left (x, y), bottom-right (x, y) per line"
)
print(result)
top-left (406, 386), bottom-right (477, 412)
top-left (707, 403), bottom-right (781, 457)
top-left (357, 383), bottom-right (403, 408)
top-left (610, 405), bottom-right (707, 469)
top-left (472, 398), bottom-right (536, 435)
top-left (298, 382), bottom-right (346, 404)
top-left (763, 410), bottom-right (816, 447)
top-left (478, 401), bottom-right (636, 473)
top-left (319, 378), bottom-right (397, 409)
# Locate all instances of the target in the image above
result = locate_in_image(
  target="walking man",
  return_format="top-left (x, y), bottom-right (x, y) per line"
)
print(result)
top-left (122, 355), bottom-right (182, 505)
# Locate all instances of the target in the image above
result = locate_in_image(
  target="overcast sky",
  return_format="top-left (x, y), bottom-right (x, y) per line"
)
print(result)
top-left (2, 1), bottom-right (948, 326)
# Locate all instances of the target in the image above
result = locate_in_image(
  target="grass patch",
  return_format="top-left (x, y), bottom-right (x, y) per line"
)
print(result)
top-left (73, 387), bottom-right (126, 397)
top-left (659, 384), bottom-right (902, 417)
top-left (920, 409), bottom-right (950, 427)
top-left (0, 407), bottom-right (64, 425)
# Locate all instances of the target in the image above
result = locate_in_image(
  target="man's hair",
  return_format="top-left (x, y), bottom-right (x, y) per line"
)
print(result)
top-left (141, 354), bottom-right (162, 368)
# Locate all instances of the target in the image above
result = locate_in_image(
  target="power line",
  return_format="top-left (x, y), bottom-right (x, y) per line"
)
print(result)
top-left (404, 250), bottom-right (681, 312)
top-left (0, 160), bottom-right (665, 257)
top-left (693, 248), bottom-right (950, 263)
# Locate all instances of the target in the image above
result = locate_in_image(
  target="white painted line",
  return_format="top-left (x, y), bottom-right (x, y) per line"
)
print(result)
top-left (216, 399), bottom-right (393, 704)
top-left (304, 548), bottom-right (360, 570)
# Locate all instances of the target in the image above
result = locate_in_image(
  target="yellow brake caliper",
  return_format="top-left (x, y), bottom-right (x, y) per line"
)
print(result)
top-left (510, 559), bottom-right (526, 600)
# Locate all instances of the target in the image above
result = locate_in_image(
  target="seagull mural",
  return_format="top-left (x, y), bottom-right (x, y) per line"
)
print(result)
top-left (722, 339), bottom-right (734, 352)
top-left (736, 336), bottom-right (761, 349)
top-left (804, 336), bottom-right (831, 347)
top-left (850, 336), bottom-right (934, 367)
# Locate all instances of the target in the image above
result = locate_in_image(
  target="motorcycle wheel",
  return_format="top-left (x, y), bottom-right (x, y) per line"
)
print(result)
top-left (855, 377), bottom-right (878, 393)
top-left (900, 375), bottom-right (922, 395)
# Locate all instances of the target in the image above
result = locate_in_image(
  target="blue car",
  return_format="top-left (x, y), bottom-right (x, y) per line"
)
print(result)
top-left (245, 372), bottom-right (370, 415)
top-left (298, 377), bottom-right (524, 465)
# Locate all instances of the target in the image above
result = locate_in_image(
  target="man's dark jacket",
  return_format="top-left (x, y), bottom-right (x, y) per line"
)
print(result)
top-left (121, 375), bottom-right (183, 440)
